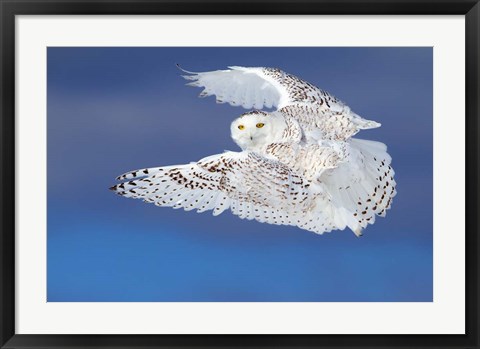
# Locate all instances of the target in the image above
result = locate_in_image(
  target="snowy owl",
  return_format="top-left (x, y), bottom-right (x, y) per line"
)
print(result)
top-left (110, 66), bottom-right (396, 236)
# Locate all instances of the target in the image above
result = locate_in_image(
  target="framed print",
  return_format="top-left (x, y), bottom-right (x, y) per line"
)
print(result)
top-left (1, 1), bottom-right (478, 348)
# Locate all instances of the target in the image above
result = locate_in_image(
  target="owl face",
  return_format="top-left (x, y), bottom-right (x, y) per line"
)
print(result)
top-left (230, 111), bottom-right (282, 152)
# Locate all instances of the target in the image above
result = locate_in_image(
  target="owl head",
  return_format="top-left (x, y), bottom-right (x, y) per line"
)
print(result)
top-left (230, 110), bottom-right (285, 152)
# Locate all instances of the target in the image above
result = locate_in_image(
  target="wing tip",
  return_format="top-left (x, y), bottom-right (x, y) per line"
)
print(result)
top-left (353, 228), bottom-right (363, 237)
top-left (227, 65), bottom-right (246, 70)
top-left (175, 63), bottom-right (198, 75)
top-left (361, 120), bottom-right (381, 129)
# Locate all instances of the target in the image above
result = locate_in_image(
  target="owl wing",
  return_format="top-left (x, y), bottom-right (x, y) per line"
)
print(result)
top-left (261, 138), bottom-right (397, 237)
top-left (180, 66), bottom-right (381, 141)
top-left (320, 138), bottom-right (397, 236)
top-left (180, 65), bottom-right (343, 110)
top-left (110, 151), bottom-right (339, 235)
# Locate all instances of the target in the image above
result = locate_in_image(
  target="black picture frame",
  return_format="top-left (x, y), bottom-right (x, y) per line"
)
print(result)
top-left (1, 1), bottom-right (478, 348)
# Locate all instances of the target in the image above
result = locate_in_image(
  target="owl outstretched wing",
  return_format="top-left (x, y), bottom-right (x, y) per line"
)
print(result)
top-left (180, 65), bottom-right (380, 141)
top-left (110, 151), bottom-right (339, 235)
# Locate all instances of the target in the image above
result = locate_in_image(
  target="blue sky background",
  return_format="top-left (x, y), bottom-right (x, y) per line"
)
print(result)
top-left (47, 47), bottom-right (432, 302)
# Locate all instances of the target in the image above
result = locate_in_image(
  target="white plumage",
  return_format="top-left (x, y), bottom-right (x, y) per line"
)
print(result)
top-left (111, 66), bottom-right (396, 236)
top-left (181, 65), bottom-right (381, 141)
top-left (112, 151), bottom-right (336, 234)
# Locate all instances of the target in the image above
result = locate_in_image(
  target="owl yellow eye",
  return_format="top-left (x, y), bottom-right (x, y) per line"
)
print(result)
top-left (256, 123), bottom-right (265, 128)
top-left (238, 125), bottom-right (245, 130)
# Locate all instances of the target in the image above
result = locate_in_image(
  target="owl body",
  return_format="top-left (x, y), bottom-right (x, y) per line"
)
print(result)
top-left (111, 66), bottom-right (396, 237)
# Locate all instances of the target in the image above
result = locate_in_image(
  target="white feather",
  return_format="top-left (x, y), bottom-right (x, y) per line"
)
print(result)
top-left (111, 67), bottom-right (397, 237)
top-left (111, 151), bottom-right (336, 235)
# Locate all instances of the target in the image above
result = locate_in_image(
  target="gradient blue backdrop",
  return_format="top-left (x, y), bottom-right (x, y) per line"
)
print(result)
top-left (47, 47), bottom-right (432, 302)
